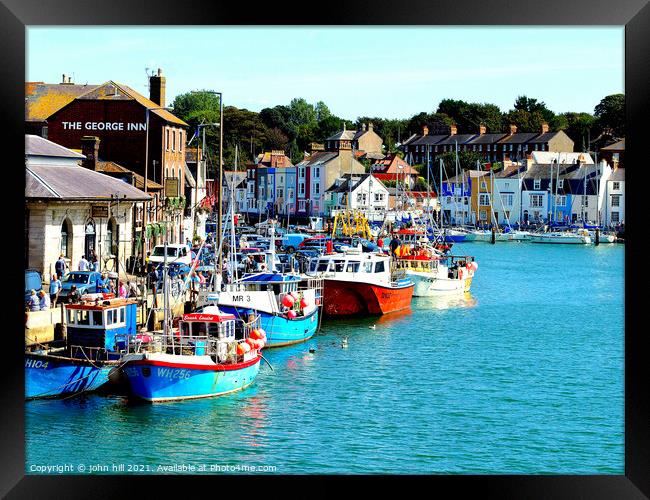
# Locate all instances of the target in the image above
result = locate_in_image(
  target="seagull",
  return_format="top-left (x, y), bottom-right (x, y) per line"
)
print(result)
top-left (341, 337), bottom-right (349, 348)
top-left (369, 325), bottom-right (376, 330)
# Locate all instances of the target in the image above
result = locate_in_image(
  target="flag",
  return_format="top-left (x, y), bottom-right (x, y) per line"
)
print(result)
top-left (188, 127), bottom-right (200, 146)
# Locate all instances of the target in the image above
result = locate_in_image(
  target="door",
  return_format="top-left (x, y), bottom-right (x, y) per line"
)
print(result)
top-left (84, 220), bottom-right (96, 258)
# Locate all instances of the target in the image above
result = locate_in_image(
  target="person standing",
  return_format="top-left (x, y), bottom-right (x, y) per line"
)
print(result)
top-left (38, 290), bottom-right (50, 311)
top-left (118, 281), bottom-right (128, 299)
top-left (49, 274), bottom-right (62, 308)
top-left (55, 254), bottom-right (67, 280)
top-left (78, 255), bottom-right (89, 271)
top-left (27, 290), bottom-right (40, 311)
top-left (389, 234), bottom-right (401, 258)
top-left (127, 280), bottom-right (140, 298)
top-left (68, 285), bottom-right (81, 304)
top-left (89, 250), bottom-right (99, 272)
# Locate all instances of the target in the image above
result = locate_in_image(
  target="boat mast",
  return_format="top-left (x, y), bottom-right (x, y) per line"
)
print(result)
top-left (439, 158), bottom-right (444, 236)
top-left (231, 146), bottom-right (239, 281)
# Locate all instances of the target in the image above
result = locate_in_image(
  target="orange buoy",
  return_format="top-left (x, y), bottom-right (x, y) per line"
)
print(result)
top-left (250, 329), bottom-right (262, 340)
top-left (246, 338), bottom-right (256, 348)
top-left (300, 298), bottom-right (308, 308)
top-left (236, 343), bottom-right (246, 356)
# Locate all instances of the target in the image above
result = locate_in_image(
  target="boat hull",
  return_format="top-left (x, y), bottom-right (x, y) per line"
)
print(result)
top-left (322, 280), bottom-right (414, 316)
top-left (122, 354), bottom-right (261, 402)
top-left (408, 271), bottom-right (472, 296)
top-left (25, 352), bottom-right (114, 399)
top-left (218, 306), bottom-right (319, 348)
top-left (529, 234), bottom-right (591, 244)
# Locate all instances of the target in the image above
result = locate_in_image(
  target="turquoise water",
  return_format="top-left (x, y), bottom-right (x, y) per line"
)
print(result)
top-left (25, 243), bottom-right (624, 474)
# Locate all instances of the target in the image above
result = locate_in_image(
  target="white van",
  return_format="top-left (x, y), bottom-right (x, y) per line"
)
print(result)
top-left (149, 244), bottom-right (192, 266)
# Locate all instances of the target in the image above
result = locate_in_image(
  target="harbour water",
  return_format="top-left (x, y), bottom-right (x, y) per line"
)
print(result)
top-left (25, 243), bottom-right (624, 474)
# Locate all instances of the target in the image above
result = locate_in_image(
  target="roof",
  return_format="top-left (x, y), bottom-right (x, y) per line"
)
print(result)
top-left (400, 133), bottom-right (420, 147)
top-left (411, 134), bottom-right (447, 146)
top-left (25, 134), bottom-right (85, 159)
top-left (609, 168), bottom-right (625, 181)
top-left (326, 173), bottom-right (372, 193)
top-left (95, 160), bottom-right (163, 190)
top-left (466, 133), bottom-right (507, 145)
top-left (493, 165), bottom-right (523, 178)
top-left (296, 151), bottom-right (339, 167)
top-left (435, 134), bottom-right (477, 146)
top-left (73, 82), bottom-right (188, 127)
top-left (326, 129), bottom-right (357, 141)
top-left (256, 151), bottom-right (294, 168)
top-left (371, 154), bottom-right (418, 175)
top-left (601, 139), bottom-right (625, 151)
top-left (25, 82), bottom-right (100, 122)
top-left (26, 164), bottom-right (152, 201)
top-left (498, 133), bottom-right (539, 144)
top-left (531, 151), bottom-right (594, 165)
top-left (445, 170), bottom-right (488, 183)
top-left (527, 131), bottom-right (562, 144)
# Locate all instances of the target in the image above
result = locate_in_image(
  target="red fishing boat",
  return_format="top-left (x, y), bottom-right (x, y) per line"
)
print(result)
top-left (313, 249), bottom-right (414, 316)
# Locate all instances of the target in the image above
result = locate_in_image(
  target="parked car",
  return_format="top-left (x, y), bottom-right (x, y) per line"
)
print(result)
top-left (59, 271), bottom-right (103, 299)
top-left (149, 244), bottom-right (192, 266)
top-left (25, 268), bottom-right (43, 304)
top-left (155, 262), bottom-right (192, 279)
top-left (281, 233), bottom-right (309, 253)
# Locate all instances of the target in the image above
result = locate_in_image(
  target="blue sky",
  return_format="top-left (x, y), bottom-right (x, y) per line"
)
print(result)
top-left (27, 27), bottom-right (623, 120)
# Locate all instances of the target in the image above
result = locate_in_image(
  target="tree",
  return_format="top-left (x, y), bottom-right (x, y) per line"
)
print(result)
top-left (438, 151), bottom-right (485, 178)
top-left (594, 94), bottom-right (625, 138)
top-left (557, 112), bottom-right (597, 151)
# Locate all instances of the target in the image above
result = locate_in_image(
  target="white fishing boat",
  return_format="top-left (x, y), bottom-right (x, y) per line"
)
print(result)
top-left (529, 229), bottom-right (591, 244)
top-left (394, 246), bottom-right (477, 296)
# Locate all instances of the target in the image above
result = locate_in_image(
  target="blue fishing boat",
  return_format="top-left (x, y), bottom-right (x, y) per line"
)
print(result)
top-left (120, 306), bottom-right (263, 402)
top-left (217, 273), bottom-right (320, 348)
top-left (25, 294), bottom-right (138, 399)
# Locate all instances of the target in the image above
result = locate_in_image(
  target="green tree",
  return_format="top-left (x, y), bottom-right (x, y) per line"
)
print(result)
top-left (594, 94), bottom-right (625, 138)
top-left (557, 112), bottom-right (597, 151)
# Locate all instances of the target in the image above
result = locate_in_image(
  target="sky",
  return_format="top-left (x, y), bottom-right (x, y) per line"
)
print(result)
top-left (27, 27), bottom-right (624, 120)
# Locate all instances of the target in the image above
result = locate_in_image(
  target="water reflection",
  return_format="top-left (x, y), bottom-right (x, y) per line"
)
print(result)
top-left (413, 292), bottom-right (477, 310)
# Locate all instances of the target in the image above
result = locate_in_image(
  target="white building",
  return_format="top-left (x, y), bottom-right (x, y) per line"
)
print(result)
top-left (25, 135), bottom-right (150, 280)
top-left (492, 165), bottom-right (523, 225)
top-left (603, 167), bottom-right (625, 226)
top-left (326, 174), bottom-right (389, 217)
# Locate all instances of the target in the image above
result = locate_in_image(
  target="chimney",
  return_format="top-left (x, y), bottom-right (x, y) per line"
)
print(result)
top-left (81, 136), bottom-right (100, 171)
top-left (422, 125), bottom-right (429, 136)
top-left (362, 123), bottom-right (367, 132)
top-left (509, 124), bottom-right (517, 135)
top-left (149, 68), bottom-right (166, 107)
top-left (479, 124), bottom-right (487, 135)
top-left (540, 122), bottom-right (549, 134)
top-left (368, 122), bottom-right (374, 132)
top-left (450, 124), bottom-right (457, 136)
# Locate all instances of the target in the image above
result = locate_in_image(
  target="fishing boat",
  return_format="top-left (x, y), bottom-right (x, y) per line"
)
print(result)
top-left (25, 294), bottom-right (137, 399)
top-left (394, 246), bottom-right (477, 296)
top-left (217, 273), bottom-right (320, 347)
top-left (315, 248), bottom-right (414, 316)
top-left (120, 305), bottom-right (263, 402)
top-left (529, 228), bottom-right (592, 244)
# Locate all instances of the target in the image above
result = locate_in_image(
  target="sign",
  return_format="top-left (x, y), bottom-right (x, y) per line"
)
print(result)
top-left (165, 178), bottom-right (179, 197)
top-left (61, 121), bottom-right (146, 132)
top-left (91, 205), bottom-right (109, 218)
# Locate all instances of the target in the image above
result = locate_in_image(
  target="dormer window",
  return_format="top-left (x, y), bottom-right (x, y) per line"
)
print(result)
top-left (534, 179), bottom-right (541, 190)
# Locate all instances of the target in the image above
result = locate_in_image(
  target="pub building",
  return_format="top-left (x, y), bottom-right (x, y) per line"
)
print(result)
top-left (26, 69), bottom-right (190, 251)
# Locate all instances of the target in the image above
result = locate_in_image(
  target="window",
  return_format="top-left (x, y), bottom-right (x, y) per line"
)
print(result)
top-left (534, 179), bottom-right (541, 190)
top-left (446, 196), bottom-right (451, 204)
top-left (92, 311), bottom-right (103, 326)
top-left (613, 181), bottom-right (620, 190)
top-left (363, 261), bottom-right (373, 273)
top-left (77, 310), bottom-right (90, 325)
top-left (530, 194), bottom-right (543, 208)
top-left (299, 167), bottom-right (306, 179)
top-left (479, 210), bottom-right (487, 221)
top-left (288, 189), bottom-right (294, 201)
top-left (120, 307), bottom-right (125, 324)
top-left (487, 145), bottom-right (491, 152)
top-left (314, 167), bottom-right (320, 179)
top-left (298, 200), bottom-right (306, 211)
top-left (555, 195), bottom-right (567, 206)
top-left (611, 195), bottom-right (620, 207)
top-left (166, 129), bottom-right (170, 150)
top-left (502, 193), bottom-right (514, 206)
top-left (346, 262), bottom-right (360, 273)
top-left (277, 188), bottom-right (283, 199)
top-left (611, 211), bottom-right (620, 223)
top-left (479, 194), bottom-right (490, 206)
top-left (374, 261), bottom-right (385, 273)
top-left (583, 195), bottom-right (589, 207)
top-left (314, 183), bottom-right (320, 195)
top-left (557, 179), bottom-right (564, 189)
top-left (299, 182), bottom-right (305, 195)
top-left (60, 218), bottom-right (72, 258)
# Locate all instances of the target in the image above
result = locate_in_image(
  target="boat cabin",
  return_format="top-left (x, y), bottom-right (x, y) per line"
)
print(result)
top-left (229, 272), bottom-right (300, 296)
top-left (313, 253), bottom-right (390, 275)
top-left (65, 295), bottom-right (138, 353)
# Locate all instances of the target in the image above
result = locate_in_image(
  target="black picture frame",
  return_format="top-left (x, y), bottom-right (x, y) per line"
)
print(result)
top-left (2, 0), bottom-right (648, 497)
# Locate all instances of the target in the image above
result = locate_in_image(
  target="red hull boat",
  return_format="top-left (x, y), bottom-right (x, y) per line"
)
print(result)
top-left (323, 280), bottom-right (414, 316)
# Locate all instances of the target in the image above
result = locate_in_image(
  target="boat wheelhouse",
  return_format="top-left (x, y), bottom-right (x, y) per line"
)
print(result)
top-left (218, 272), bottom-right (321, 348)
top-left (25, 294), bottom-right (138, 399)
top-left (395, 251), bottom-right (477, 296)
top-left (121, 305), bottom-right (263, 402)
top-left (314, 249), bottom-right (414, 316)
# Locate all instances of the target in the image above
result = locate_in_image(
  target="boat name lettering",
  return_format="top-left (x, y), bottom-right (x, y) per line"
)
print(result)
top-left (232, 295), bottom-right (251, 303)
top-left (25, 359), bottom-right (49, 369)
top-left (157, 367), bottom-right (191, 379)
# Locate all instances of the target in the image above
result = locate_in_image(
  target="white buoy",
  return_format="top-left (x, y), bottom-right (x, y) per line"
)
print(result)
top-left (369, 325), bottom-right (376, 330)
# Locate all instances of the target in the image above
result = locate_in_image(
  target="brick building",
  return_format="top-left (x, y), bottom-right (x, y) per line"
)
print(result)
top-left (25, 70), bottom-right (189, 247)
